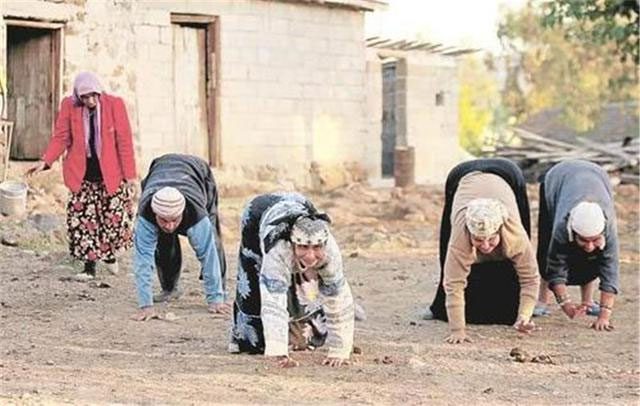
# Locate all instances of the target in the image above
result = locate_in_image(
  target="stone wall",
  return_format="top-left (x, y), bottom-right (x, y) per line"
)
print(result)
top-left (0, 0), bottom-right (372, 188)
top-left (397, 53), bottom-right (463, 184)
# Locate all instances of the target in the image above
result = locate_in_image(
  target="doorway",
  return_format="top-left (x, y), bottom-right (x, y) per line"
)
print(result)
top-left (171, 14), bottom-right (219, 166)
top-left (381, 60), bottom-right (397, 177)
top-left (6, 22), bottom-right (61, 160)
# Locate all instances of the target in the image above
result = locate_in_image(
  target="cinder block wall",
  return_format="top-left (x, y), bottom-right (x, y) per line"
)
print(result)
top-left (136, 0), bottom-right (369, 186)
top-left (364, 48), bottom-right (382, 181)
top-left (401, 53), bottom-right (461, 184)
top-left (0, 0), bottom-right (142, 168)
top-left (1, 0), bottom-right (371, 187)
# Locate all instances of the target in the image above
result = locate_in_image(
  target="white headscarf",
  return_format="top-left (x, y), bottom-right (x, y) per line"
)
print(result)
top-left (465, 198), bottom-right (509, 238)
top-left (567, 201), bottom-right (606, 241)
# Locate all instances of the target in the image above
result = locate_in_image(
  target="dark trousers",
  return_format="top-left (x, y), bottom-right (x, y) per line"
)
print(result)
top-left (536, 181), bottom-right (599, 286)
top-left (155, 219), bottom-right (227, 293)
top-left (429, 158), bottom-right (530, 325)
top-left (155, 232), bottom-right (183, 293)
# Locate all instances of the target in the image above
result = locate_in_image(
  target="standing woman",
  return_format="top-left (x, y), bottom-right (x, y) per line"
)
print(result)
top-left (26, 72), bottom-right (137, 280)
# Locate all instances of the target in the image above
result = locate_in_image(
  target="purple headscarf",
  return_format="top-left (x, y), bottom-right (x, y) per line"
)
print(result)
top-left (72, 72), bottom-right (103, 158)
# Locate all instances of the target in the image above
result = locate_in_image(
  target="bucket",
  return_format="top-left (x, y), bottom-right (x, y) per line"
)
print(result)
top-left (0, 180), bottom-right (28, 216)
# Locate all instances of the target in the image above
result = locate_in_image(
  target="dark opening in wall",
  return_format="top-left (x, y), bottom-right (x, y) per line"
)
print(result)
top-left (435, 91), bottom-right (445, 106)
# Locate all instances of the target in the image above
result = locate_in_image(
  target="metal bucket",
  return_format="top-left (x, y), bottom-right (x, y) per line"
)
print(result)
top-left (394, 146), bottom-right (415, 188)
top-left (0, 180), bottom-right (28, 216)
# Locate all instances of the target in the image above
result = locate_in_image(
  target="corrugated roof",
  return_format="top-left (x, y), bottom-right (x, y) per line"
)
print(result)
top-left (267, 0), bottom-right (387, 11)
top-left (366, 36), bottom-right (479, 56)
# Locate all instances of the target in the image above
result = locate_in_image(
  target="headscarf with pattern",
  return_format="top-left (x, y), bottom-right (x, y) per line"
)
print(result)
top-left (465, 198), bottom-right (509, 238)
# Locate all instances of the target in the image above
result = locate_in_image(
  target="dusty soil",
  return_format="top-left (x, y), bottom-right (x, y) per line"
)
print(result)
top-left (0, 177), bottom-right (638, 405)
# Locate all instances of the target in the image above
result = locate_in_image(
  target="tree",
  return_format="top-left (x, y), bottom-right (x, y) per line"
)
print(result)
top-left (458, 55), bottom-right (500, 154)
top-left (542, 0), bottom-right (639, 65)
top-left (498, 0), bottom-right (638, 132)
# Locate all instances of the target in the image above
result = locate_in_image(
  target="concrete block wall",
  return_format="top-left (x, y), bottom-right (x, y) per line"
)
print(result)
top-left (137, 0), bottom-right (370, 186)
top-left (403, 53), bottom-right (461, 184)
top-left (1, 0), bottom-right (142, 170)
top-left (1, 0), bottom-right (371, 187)
top-left (364, 48), bottom-right (382, 180)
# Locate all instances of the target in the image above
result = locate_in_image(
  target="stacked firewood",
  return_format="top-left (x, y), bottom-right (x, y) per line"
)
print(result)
top-left (484, 128), bottom-right (640, 185)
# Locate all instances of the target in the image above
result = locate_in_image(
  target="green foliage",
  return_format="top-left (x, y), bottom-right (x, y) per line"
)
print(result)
top-left (498, 0), bottom-right (639, 131)
top-left (542, 0), bottom-right (639, 64)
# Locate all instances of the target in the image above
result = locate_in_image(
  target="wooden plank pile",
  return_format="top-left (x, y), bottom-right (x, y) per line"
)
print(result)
top-left (484, 128), bottom-right (640, 185)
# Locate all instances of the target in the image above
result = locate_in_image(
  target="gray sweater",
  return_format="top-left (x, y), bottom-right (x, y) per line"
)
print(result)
top-left (542, 160), bottom-right (619, 293)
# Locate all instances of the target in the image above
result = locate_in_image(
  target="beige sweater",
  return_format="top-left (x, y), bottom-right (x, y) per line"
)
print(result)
top-left (444, 172), bottom-right (540, 332)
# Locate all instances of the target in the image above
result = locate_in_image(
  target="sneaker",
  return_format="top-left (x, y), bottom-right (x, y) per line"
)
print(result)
top-left (585, 302), bottom-right (601, 317)
top-left (102, 260), bottom-right (119, 275)
top-left (153, 288), bottom-right (183, 303)
top-left (421, 308), bottom-right (435, 320)
top-left (354, 303), bottom-right (367, 322)
top-left (227, 341), bottom-right (240, 354)
top-left (72, 272), bottom-right (95, 282)
top-left (532, 304), bottom-right (551, 317)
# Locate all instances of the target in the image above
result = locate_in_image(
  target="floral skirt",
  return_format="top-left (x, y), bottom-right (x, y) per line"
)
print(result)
top-left (66, 181), bottom-right (134, 262)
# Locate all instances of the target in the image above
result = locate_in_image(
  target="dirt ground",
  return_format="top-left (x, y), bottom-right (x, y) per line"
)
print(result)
top-left (0, 175), bottom-right (638, 405)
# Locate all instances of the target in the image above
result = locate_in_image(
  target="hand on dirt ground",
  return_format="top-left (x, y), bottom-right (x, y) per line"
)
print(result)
top-left (25, 161), bottom-right (47, 177)
top-left (445, 330), bottom-right (472, 344)
top-left (322, 357), bottom-right (351, 367)
top-left (130, 306), bottom-right (158, 321)
top-left (513, 318), bottom-right (536, 334)
top-left (273, 355), bottom-right (299, 368)
top-left (561, 302), bottom-right (585, 319)
top-left (590, 316), bottom-right (614, 331)
top-left (207, 302), bottom-right (232, 315)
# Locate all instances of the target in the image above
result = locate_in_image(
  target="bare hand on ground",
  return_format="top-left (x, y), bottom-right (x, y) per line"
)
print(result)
top-left (130, 306), bottom-right (157, 321)
top-left (445, 331), bottom-right (472, 344)
top-left (513, 318), bottom-right (536, 334)
top-left (591, 317), bottom-right (614, 331)
top-left (272, 355), bottom-right (299, 368)
top-left (322, 357), bottom-right (350, 367)
top-left (25, 161), bottom-right (47, 177)
top-left (561, 303), bottom-right (586, 319)
top-left (207, 302), bottom-right (232, 315)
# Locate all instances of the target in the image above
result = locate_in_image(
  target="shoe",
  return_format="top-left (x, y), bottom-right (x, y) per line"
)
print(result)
top-left (354, 303), bottom-right (367, 322)
top-left (227, 341), bottom-right (240, 354)
top-left (153, 288), bottom-right (183, 303)
top-left (422, 308), bottom-right (434, 320)
top-left (102, 260), bottom-right (119, 275)
top-left (72, 272), bottom-right (95, 282)
top-left (532, 304), bottom-right (551, 317)
top-left (585, 302), bottom-right (601, 317)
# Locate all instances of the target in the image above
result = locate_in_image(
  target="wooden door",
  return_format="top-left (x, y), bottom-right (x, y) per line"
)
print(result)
top-left (173, 24), bottom-right (209, 161)
top-left (7, 26), bottom-right (58, 160)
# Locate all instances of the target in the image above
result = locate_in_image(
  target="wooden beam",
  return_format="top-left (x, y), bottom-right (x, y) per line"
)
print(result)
top-left (171, 14), bottom-right (215, 25)
top-left (4, 19), bottom-right (64, 29)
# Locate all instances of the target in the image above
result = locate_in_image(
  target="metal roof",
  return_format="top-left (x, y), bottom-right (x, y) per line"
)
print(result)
top-left (366, 36), bottom-right (479, 56)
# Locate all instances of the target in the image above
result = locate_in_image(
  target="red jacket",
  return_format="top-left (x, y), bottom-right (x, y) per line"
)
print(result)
top-left (42, 94), bottom-right (136, 195)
